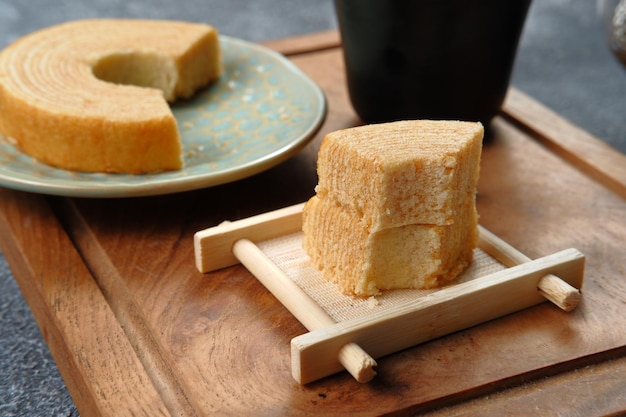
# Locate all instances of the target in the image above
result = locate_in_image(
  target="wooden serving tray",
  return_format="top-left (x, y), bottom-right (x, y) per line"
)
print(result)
top-left (1, 31), bottom-right (626, 416)
top-left (195, 203), bottom-right (584, 384)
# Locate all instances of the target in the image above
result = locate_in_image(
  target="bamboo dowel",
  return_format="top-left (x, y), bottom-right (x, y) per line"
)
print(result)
top-left (232, 239), bottom-right (377, 383)
top-left (478, 226), bottom-right (582, 312)
top-left (536, 274), bottom-right (582, 312)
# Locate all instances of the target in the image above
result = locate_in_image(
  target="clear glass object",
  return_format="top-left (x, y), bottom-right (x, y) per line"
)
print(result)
top-left (599, 0), bottom-right (626, 67)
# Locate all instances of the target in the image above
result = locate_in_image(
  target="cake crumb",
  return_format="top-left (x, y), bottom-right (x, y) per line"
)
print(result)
top-left (367, 296), bottom-right (379, 309)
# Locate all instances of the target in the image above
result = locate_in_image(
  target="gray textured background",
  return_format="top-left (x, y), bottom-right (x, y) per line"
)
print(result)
top-left (1, 0), bottom-right (625, 415)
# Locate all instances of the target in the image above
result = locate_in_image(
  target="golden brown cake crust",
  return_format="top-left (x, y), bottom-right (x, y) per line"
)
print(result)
top-left (316, 120), bottom-right (484, 229)
top-left (303, 120), bottom-right (484, 296)
top-left (0, 19), bottom-right (221, 173)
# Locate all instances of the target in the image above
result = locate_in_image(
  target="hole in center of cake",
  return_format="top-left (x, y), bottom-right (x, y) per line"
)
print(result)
top-left (91, 51), bottom-right (176, 97)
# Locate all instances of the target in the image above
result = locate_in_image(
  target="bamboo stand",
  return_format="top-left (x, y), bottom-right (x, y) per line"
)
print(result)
top-left (194, 203), bottom-right (584, 384)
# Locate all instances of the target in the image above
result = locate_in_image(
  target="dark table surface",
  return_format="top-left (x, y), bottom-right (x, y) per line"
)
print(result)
top-left (1, 0), bottom-right (624, 415)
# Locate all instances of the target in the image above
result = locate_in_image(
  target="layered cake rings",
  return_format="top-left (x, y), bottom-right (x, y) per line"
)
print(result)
top-left (303, 120), bottom-right (484, 296)
top-left (0, 19), bottom-right (222, 173)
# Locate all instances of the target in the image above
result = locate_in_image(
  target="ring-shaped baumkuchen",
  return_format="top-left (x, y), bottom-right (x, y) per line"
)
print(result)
top-left (0, 19), bottom-right (222, 173)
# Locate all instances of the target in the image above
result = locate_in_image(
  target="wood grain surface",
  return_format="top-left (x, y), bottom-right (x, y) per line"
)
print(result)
top-left (0, 31), bottom-right (625, 416)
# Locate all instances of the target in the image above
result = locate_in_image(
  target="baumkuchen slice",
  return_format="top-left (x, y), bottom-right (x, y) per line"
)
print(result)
top-left (0, 19), bottom-right (222, 173)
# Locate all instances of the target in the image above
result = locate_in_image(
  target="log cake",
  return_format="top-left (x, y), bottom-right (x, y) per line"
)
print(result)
top-left (303, 120), bottom-right (484, 296)
top-left (0, 19), bottom-right (222, 173)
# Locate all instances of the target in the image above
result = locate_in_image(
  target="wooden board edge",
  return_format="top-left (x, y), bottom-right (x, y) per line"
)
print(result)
top-left (421, 346), bottom-right (626, 416)
top-left (262, 30), bottom-right (341, 56)
top-left (502, 87), bottom-right (626, 200)
top-left (51, 196), bottom-right (205, 416)
top-left (0, 190), bottom-right (171, 417)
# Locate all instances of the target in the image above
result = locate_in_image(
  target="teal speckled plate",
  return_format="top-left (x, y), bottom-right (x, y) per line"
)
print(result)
top-left (0, 36), bottom-right (326, 198)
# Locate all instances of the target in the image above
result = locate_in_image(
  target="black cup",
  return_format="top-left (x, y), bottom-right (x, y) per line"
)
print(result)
top-left (334, 0), bottom-right (532, 125)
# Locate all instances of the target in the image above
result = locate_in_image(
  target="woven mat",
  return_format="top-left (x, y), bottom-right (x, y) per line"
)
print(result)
top-left (257, 232), bottom-right (507, 323)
